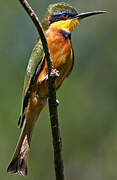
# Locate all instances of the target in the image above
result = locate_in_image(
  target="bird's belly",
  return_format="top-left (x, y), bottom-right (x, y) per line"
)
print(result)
top-left (37, 49), bottom-right (73, 97)
top-left (55, 55), bottom-right (73, 90)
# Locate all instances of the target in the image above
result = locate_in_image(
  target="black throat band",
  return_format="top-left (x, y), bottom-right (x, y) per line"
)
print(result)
top-left (59, 29), bottom-right (71, 40)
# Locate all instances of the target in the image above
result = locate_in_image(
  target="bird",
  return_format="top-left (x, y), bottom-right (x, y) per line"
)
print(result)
top-left (7, 2), bottom-right (106, 176)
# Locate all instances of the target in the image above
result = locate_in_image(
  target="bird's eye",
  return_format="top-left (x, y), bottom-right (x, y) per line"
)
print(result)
top-left (61, 13), bottom-right (68, 19)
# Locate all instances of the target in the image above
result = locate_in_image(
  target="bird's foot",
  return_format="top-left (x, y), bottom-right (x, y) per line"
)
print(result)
top-left (50, 68), bottom-right (60, 78)
top-left (41, 69), bottom-right (59, 82)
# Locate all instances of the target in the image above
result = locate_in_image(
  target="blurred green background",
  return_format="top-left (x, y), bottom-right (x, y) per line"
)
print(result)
top-left (0, 0), bottom-right (117, 179)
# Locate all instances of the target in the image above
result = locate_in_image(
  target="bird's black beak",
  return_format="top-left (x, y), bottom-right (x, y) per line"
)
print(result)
top-left (74, 11), bottom-right (107, 20)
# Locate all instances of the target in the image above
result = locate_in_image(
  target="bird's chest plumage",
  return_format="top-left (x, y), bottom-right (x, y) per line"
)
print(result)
top-left (46, 27), bottom-right (72, 68)
top-left (46, 27), bottom-right (74, 87)
top-left (36, 27), bottom-right (74, 96)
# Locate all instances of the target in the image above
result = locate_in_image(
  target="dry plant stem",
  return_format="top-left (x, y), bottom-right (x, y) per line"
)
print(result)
top-left (18, 0), bottom-right (64, 179)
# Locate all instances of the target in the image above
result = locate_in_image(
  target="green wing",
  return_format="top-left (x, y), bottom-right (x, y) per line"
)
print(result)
top-left (18, 37), bottom-right (44, 128)
top-left (24, 37), bottom-right (44, 93)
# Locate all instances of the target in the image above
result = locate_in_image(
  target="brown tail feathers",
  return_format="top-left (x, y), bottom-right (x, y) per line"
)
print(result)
top-left (7, 96), bottom-right (47, 176)
top-left (7, 122), bottom-right (30, 176)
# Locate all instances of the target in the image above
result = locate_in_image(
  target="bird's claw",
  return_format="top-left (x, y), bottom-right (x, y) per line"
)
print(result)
top-left (42, 69), bottom-right (59, 82)
top-left (50, 68), bottom-right (60, 78)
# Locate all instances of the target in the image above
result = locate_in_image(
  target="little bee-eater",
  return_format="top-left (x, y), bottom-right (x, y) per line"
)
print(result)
top-left (7, 2), bottom-right (106, 176)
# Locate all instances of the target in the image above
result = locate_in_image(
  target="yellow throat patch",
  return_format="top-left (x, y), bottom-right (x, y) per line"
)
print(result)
top-left (51, 19), bottom-right (80, 32)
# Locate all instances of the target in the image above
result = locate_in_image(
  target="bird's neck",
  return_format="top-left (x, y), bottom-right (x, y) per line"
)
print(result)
top-left (49, 19), bottom-right (80, 32)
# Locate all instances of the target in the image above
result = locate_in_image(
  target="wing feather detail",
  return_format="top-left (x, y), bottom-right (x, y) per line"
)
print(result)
top-left (18, 37), bottom-right (45, 128)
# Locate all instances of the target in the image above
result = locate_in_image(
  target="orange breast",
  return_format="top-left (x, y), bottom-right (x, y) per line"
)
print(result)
top-left (37, 26), bottom-right (74, 97)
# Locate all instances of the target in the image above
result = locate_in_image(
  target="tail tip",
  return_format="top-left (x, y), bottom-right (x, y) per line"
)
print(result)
top-left (7, 157), bottom-right (27, 176)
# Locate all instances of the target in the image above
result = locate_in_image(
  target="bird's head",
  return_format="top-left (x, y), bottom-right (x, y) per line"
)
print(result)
top-left (42, 2), bottom-right (106, 32)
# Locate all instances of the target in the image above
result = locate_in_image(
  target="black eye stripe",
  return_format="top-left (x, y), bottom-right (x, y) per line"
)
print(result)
top-left (49, 12), bottom-right (78, 25)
